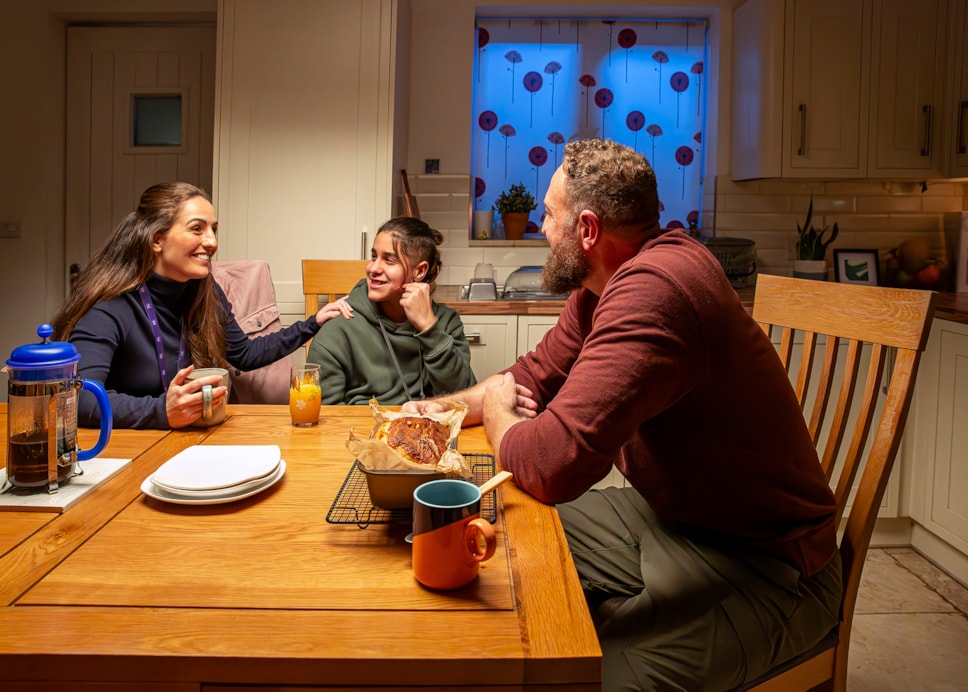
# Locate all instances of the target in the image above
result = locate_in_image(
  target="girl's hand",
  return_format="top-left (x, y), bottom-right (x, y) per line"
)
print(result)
top-left (399, 282), bottom-right (436, 332)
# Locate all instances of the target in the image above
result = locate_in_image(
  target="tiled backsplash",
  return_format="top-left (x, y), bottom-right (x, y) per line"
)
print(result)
top-left (708, 177), bottom-right (968, 279)
top-left (408, 173), bottom-right (968, 286)
top-left (406, 174), bottom-right (550, 288)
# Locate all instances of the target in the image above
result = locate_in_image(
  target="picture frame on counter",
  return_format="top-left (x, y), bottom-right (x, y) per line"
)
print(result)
top-left (834, 249), bottom-right (879, 286)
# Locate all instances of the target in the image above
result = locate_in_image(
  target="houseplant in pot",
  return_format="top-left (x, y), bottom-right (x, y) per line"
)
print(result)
top-left (494, 182), bottom-right (537, 241)
top-left (794, 195), bottom-right (839, 280)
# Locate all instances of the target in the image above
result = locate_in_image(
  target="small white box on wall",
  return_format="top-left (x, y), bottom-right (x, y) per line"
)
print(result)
top-left (944, 212), bottom-right (968, 293)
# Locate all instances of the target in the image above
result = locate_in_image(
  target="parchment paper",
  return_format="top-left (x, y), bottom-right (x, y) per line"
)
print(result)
top-left (346, 399), bottom-right (471, 478)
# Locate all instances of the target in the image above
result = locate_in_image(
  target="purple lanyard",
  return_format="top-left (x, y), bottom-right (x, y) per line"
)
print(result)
top-left (137, 283), bottom-right (187, 389)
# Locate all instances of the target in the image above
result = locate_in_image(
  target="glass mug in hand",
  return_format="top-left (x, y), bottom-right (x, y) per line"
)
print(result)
top-left (289, 364), bottom-right (321, 427)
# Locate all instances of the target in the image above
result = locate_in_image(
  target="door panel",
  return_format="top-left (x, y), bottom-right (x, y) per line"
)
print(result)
top-left (66, 26), bottom-right (215, 286)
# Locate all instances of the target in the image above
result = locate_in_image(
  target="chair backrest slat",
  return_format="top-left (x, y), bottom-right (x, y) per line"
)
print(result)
top-left (793, 331), bottom-right (818, 410)
top-left (807, 335), bottom-right (838, 450)
top-left (301, 259), bottom-right (369, 319)
top-left (817, 338), bottom-right (860, 481)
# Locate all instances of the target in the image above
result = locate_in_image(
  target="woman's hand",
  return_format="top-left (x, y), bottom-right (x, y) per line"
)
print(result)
top-left (165, 366), bottom-right (228, 429)
top-left (314, 297), bottom-right (353, 325)
top-left (399, 282), bottom-right (436, 332)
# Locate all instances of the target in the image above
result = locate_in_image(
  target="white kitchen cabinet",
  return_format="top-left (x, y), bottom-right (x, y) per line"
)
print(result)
top-left (732, 0), bottom-right (949, 180)
top-left (462, 314), bottom-right (560, 381)
top-left (733, 0), bottom-right (870, 179)
top-left (907, 318), bottom-right (968, 585)
top-left (868, 0), bottom-right (946, 177)
top-left (462, 315), bottom-right (517, 383)
top-left (782, 0), bottom-right (870, 176)
top-left (516, 315), bottom-right (559, 356)
top-left (943, 0), bottom-right (968, 177)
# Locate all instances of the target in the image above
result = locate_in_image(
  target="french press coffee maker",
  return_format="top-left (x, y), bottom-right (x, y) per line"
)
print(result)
top-left (4, 324), bottom-right (112, 493)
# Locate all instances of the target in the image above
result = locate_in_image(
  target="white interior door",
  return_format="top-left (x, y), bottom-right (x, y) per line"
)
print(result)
top-left (65, 25), bottom-right (216, 285)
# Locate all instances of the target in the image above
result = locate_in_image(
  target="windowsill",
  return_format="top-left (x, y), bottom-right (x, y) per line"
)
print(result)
top-left (468, 239), bottom-right (549, 247)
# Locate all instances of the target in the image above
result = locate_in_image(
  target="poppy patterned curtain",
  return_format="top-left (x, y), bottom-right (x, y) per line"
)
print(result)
top-left (471, 18), bottom-right (707, 237)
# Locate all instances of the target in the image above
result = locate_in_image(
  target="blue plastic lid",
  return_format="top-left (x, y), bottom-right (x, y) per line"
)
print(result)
top-left (5, 324), bottom-right (81, 381)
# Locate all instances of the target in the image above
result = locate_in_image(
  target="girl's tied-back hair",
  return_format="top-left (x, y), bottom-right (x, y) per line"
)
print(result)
top-left (51, 182), bottom-right (228, 368)
top-left (376, 216), bottom-right (444, 286)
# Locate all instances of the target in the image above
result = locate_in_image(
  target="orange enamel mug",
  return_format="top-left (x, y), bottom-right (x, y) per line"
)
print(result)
top-left (412, 479), bottom-right (496, 590)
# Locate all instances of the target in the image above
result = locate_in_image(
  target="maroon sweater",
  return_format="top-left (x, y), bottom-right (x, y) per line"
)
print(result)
top-left (500, 231), bottom-right (837, 577)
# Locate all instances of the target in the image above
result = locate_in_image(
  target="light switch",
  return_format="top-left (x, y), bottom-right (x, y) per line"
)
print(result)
top-left (0, 222), bottom-right (21, 239)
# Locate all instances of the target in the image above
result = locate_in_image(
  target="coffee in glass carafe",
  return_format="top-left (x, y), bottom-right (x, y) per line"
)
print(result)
top-left (4, 324), bottom-right (112, 492)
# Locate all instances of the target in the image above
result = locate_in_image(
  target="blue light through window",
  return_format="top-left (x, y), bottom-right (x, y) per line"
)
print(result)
top-left (471, 18), bottom-right (707, 234)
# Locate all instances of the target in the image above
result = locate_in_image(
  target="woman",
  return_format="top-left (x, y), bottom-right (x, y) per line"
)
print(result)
top-left (306, 216), bottom-right (476, 405)
top-left (52, 182), bottom-right (351, 429)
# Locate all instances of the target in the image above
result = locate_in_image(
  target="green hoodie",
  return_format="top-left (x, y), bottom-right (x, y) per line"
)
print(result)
top-left (306, 279), bottom-right (477, 405)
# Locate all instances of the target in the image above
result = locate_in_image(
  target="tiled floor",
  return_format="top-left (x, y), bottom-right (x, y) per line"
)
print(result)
top-left (849, 548), bottom-right (968, 691)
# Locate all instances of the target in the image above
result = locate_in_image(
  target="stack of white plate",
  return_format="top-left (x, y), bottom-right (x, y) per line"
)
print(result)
top-left (141, 445), bottom-right (286, 505)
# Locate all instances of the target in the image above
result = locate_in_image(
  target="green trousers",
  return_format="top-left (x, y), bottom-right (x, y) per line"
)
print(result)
top-left (557, 487), bottom-right (842, 692)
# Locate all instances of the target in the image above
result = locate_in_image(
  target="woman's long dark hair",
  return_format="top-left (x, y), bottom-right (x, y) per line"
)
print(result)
top-left (51, 182), bottom-right (228, 368)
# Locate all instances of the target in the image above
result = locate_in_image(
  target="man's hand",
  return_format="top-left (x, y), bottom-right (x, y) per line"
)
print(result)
top-left (481, 372), bottom-right (537, 467)
top-left (401, 374), bottom-right (539, 423)
top-left (401, 399), bottom-right (449, 414)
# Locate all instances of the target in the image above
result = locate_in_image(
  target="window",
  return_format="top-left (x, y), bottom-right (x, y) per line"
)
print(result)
top-left (471, 18), bottom-right (708, 236)
top-left (132, 95), bottom-right (182, 147)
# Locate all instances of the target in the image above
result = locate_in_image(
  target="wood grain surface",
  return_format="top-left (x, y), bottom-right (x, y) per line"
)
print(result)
top-left (0, 405), bottom-right (601, 689)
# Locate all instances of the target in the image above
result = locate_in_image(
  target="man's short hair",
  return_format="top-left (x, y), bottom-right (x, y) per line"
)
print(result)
top-left (562, 139), bottom-right (661, 235)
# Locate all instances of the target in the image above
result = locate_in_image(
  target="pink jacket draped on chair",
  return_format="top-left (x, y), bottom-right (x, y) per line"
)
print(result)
top-left (211, 260), bottom-right (290, 404)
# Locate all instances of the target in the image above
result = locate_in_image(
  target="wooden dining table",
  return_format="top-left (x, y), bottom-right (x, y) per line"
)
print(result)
top-left (0, 404), bottom-right (601, 690)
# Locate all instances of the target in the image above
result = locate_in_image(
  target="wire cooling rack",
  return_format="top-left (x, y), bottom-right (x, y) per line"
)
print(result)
top-left (326, 454), bottom-right (496, 529)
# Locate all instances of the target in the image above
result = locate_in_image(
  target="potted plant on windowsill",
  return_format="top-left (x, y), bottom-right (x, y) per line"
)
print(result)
top-left (794, 195), bottom-right (839, 280)
top-left (494, 182), bottom-right (537, 241)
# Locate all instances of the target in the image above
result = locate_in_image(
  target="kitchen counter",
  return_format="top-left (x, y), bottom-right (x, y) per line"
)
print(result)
top-left (434, 285), bottom-right (567, 315)
top-left (934, 292), bottom-right (968, 325)
top-left (436, 284), bottom-right (968, 324)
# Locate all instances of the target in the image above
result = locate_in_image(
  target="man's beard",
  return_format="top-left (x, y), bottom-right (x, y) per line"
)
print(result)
top-left (542, 227), bottom-right (590, 294)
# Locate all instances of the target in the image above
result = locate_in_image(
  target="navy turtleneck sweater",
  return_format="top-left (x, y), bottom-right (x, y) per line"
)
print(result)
top-left (69, 273), bottom-right (320, 429)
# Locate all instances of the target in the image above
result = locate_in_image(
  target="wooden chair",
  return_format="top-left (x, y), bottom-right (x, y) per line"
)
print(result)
top-left (739, 274), bottom-right (936, 692)
top-left (302, 259), bottom-right (368, 319)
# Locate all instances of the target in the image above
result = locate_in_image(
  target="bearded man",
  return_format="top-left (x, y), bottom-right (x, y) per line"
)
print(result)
top-left (406, 139), bottom-right (841, 691)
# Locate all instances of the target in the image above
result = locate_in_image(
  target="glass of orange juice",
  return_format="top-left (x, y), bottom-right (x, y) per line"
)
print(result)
top-left (289, 364), bottom-right (321, 427)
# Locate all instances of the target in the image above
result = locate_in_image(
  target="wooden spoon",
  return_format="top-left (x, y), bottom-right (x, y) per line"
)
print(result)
top-left (478, 470), bottom-right (513, 496)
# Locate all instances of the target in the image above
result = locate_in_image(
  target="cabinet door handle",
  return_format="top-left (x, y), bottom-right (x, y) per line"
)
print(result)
top-left (958, 101), bottom-right (968, 155)
top-left (797, 103), bottom-right (807, 156)
top-left (360, 228), bottom-right (368, 259)
top-left (466, 332), bottom-right (482, 345)
top-left (921, 105), bottom-right (933, 157)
